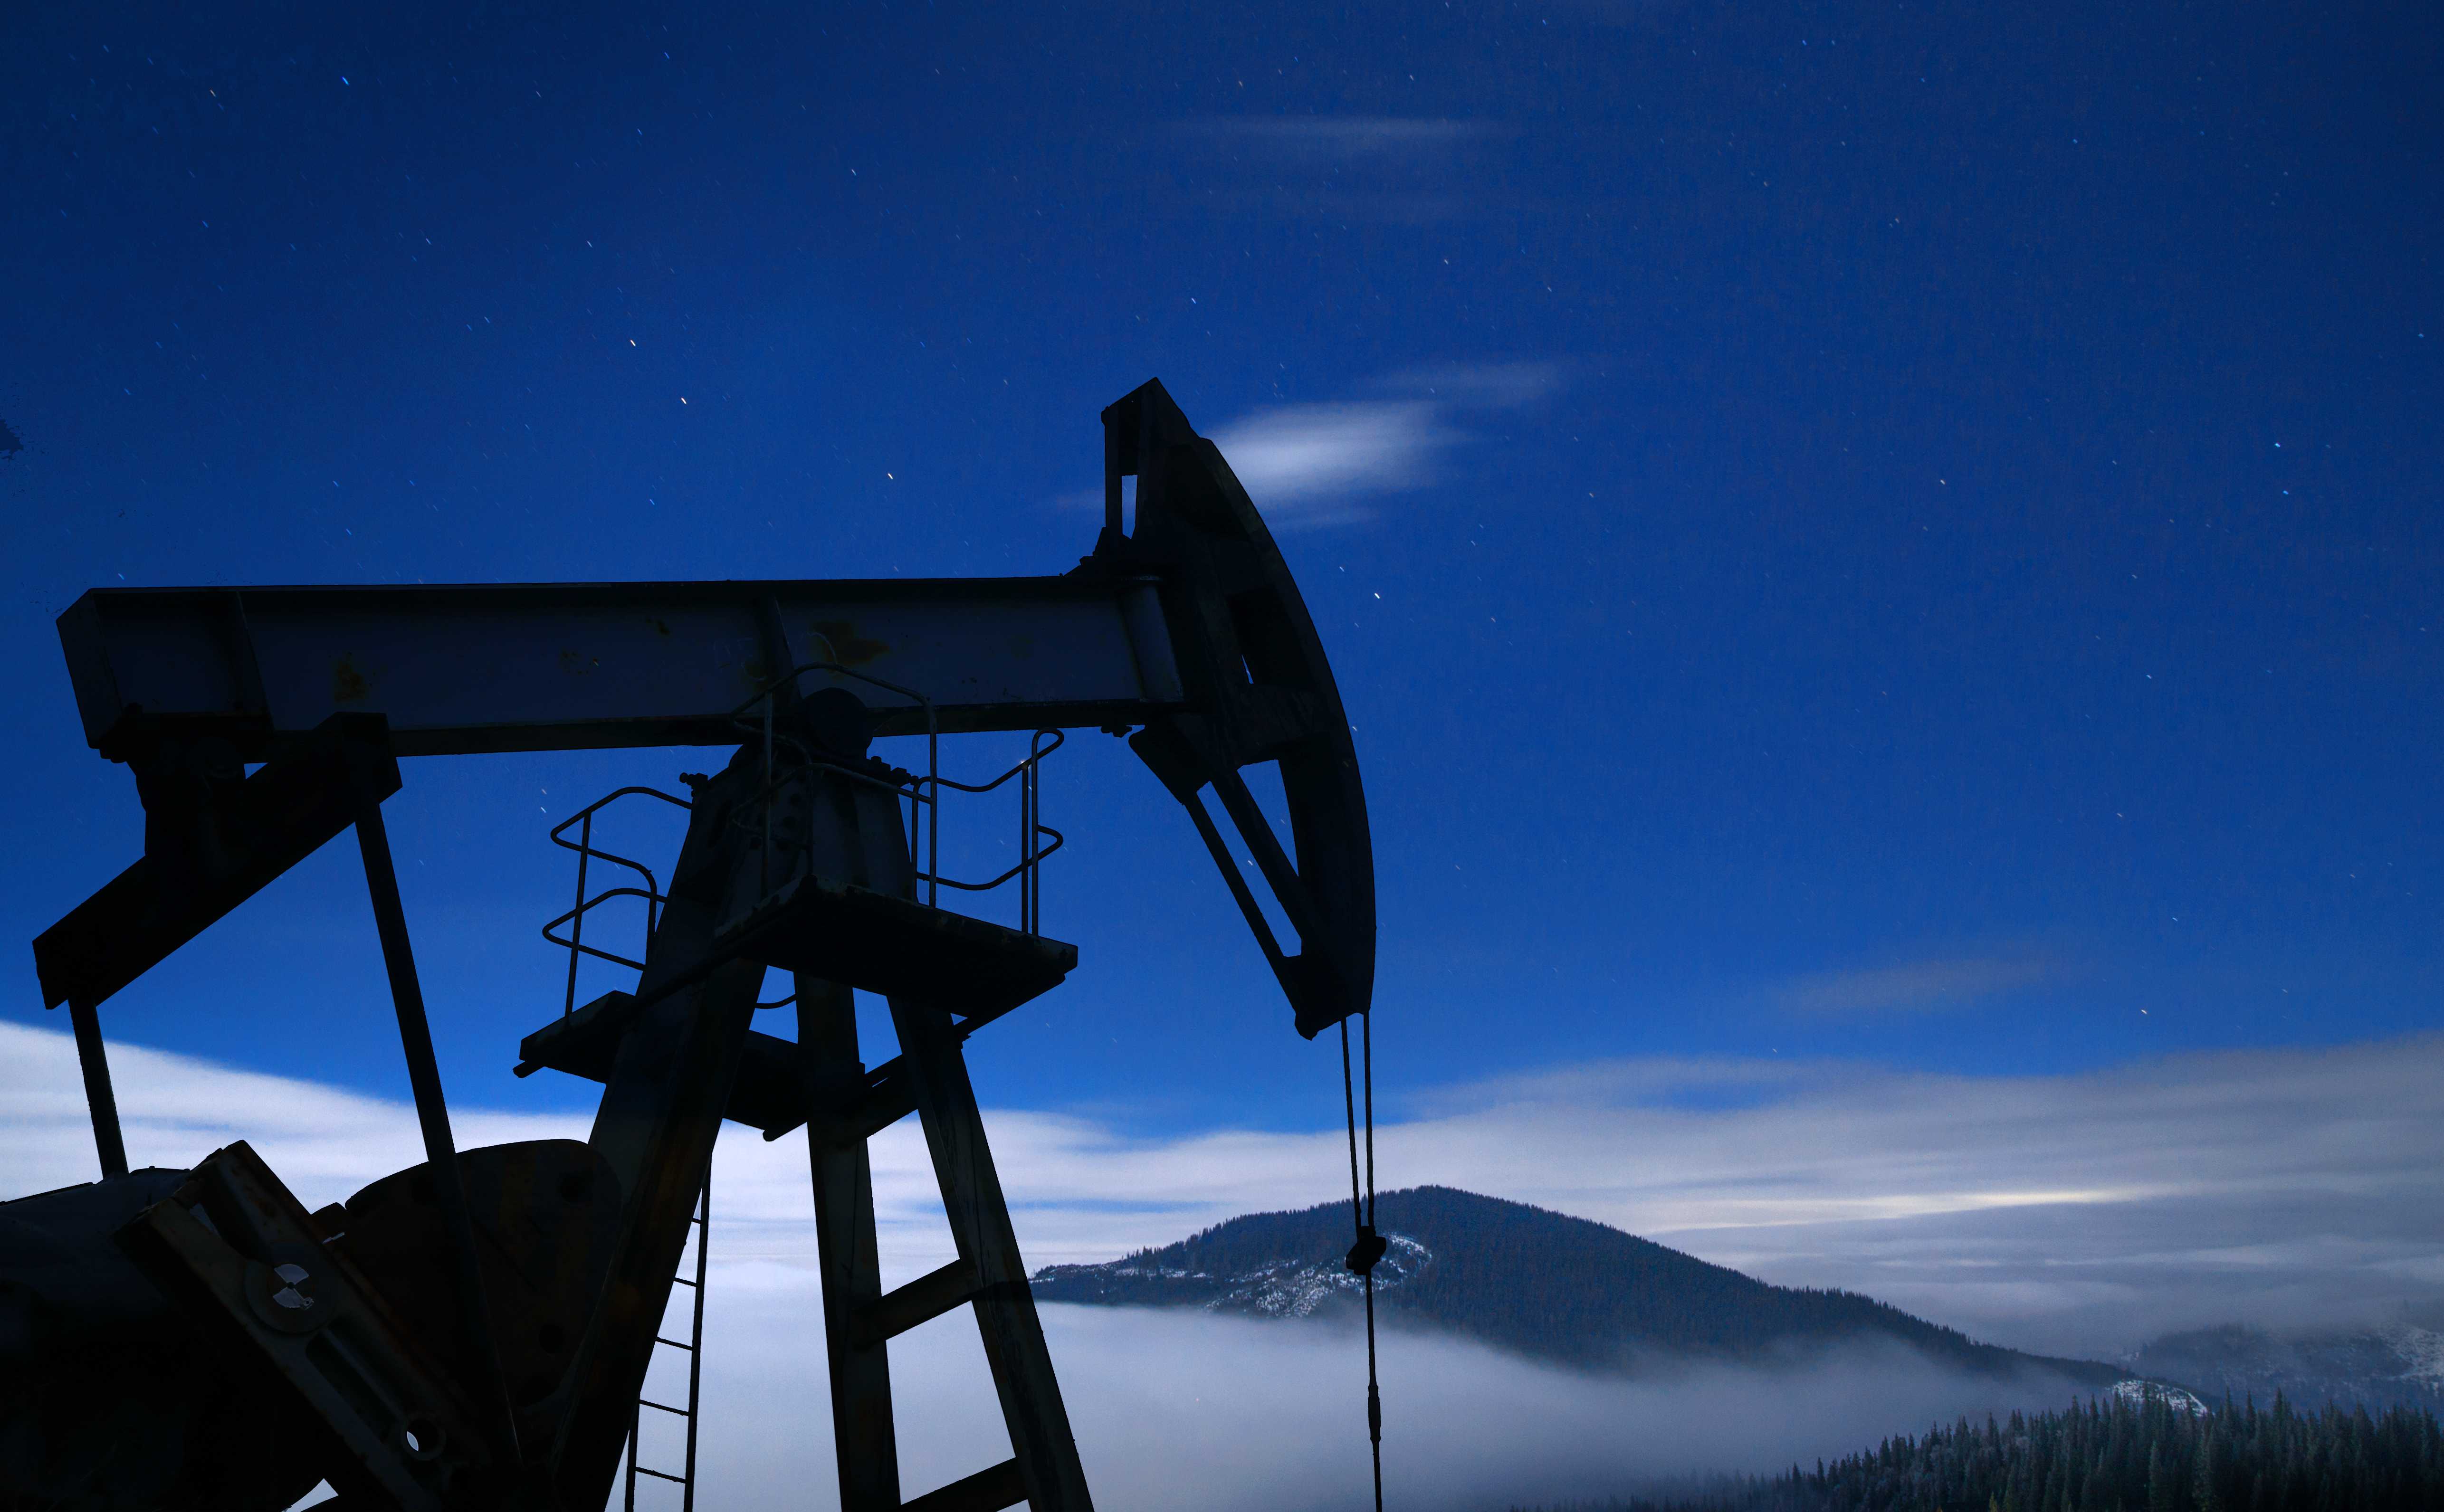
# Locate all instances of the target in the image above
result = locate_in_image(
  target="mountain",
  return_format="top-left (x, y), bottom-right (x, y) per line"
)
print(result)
top-left (1031, 1185), bottom-right (2121, 1385)
top-left (2130, 1322), bottom-right (2444, 1415)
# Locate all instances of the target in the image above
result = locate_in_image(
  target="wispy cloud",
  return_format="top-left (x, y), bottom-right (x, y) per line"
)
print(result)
top-left (1405, 1037), bottom-right (2444, 1354)
top-left (1199, 361), bottom-right (1567, 530)
top-left (1179, 117), bottom-right (1513, 161)
top-left (1780, 952), bottom-right (2062, 1015)
top-left (1375, 359), bottom-right (1568, 409)
top-left (1205, 401), bottom-right (1448, 523)
top-left (1166, 116), bottom-right (1520, 224)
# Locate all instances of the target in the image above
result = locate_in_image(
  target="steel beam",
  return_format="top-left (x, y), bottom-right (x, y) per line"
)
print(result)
top-left (65, 998), bottom-right (128, 1179)
top-left (799, 977), bottom-right (902, 1512)
top-left (33, 712), bottom-right (402, 1010)
top-left (47, 380), bottom-right (1376, 1042)
top-left (57, 576), bottom-right (1184, 761)
top-left (355, 797), bottom-right (523, 1464)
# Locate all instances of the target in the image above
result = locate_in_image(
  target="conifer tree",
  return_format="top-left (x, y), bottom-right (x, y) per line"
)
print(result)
top-left (2192, 1421), bottom-right (2223, 1512)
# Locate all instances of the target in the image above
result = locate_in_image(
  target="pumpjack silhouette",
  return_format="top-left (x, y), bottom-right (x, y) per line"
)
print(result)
top-left (2, 382), bottom-right (1376, 1512)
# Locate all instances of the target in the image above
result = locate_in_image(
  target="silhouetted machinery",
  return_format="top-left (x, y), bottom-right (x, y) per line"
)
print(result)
top-left (1, 383), bottom-right (1375, 1512)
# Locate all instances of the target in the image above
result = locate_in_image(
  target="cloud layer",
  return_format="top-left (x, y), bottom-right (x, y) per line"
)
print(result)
top-left (1779, 952), bottom-right (2062, 1015)
top-left (9, 1021), bottom-right (2439, 1359)
top-left (682, 1290), bottom-right (2095, 1512)
top-left (7, 1022), bottom-right (2443, 1506)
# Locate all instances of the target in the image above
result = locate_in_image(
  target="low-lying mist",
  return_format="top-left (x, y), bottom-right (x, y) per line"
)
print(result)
top-left (10, 1020), bottom-right (2434, 1510)
top-left (659, 1266), bottom-right (2100, 1512)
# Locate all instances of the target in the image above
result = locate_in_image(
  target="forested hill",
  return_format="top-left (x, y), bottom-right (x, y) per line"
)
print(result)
top-left (1500, 1391), bottom-right (2444, 1512)
top-left (1031, 1185), bottom-right (2118, 1383)
top-left (2130, 1322), bottom-right (2444, 1417)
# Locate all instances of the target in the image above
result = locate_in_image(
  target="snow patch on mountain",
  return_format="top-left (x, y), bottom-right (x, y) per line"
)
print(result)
top-left (2108, 1379), bottom-right (2209, 1416)
top-left (1207, 1233), bottom-right (1432, 1318)
top-left (1033, 1232), bottom-right (1431, 1319)
top-left (2388, 1326), bottom-right (2444, 1384)
top-left (2129, 1320), bottom-right (2444, 1414)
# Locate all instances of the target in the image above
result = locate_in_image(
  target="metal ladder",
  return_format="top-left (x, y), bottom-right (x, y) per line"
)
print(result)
top-left (625, 1171), bottom-right (710, 1512)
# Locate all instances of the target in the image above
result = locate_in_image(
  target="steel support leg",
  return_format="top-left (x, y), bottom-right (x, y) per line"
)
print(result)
top-left (355, 799), bottom-right (523, 1462)
top-left (556, 865), bottom-right (764, 1509)
top-left (800, 976), bottom-right (903, 1512)
top-left (66, 997), bottom-right (130, 1179)
top-left (890, 998), bottom-right (1094, 1512)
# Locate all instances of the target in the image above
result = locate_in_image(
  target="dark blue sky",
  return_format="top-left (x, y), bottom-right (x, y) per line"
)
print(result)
top-left (3, 0), bottom-right (2438, 1138)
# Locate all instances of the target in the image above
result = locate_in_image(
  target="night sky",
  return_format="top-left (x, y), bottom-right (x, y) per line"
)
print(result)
top-left (4, 1), bottom-right (2440, 1213)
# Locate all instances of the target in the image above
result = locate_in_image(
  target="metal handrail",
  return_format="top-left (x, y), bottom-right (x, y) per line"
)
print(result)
top-left (542, 887), bottom-right (667, 974)
top-left (921, 828), bottom-right (1066, 895)
top-left (546, 786), bottom-right (692, 1017)
top-left (917, 726), bottom-right (1062, 932)
top-left (928, 728), bottom-right (1066, 795)
top-left (544, 667), bottom-right (1071, 1020)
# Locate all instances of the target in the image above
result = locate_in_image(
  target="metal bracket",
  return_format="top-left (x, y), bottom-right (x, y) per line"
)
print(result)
top-left (34, 710), bottom-right (402, 1012)
top-left (115, 1141), bottom-right (500, 1512)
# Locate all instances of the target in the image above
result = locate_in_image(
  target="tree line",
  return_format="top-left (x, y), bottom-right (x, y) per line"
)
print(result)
top-left (1500, 1391), bottom-right (2444, 1512)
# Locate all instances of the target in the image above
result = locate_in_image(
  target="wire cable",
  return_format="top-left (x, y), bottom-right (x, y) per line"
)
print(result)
top-left (1341, 1013), bottom-right (1385, 1512)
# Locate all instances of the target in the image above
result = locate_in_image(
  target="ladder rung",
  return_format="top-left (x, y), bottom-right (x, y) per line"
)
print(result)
top-left (654, 1335), bottom-right (696, 1351)
top-left (671, 1276), bottom-right (697, 1287)
top-left (901, 1457), bottom-right (1025, 1512)
top-left (855, 1257), bottom-right (983, 1349)
top-left (634, 1466), bottom-right (688, 1484)
top-left (639, 1398), bottom-right (691, 1417)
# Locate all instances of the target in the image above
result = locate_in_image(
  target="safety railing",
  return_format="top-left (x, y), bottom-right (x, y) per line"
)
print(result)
top-left (925, 727), bottom-right (1065, 936)
top-left (542, 786), bottom-right (693, 1018)
top-left (539, 668), bottom-right (1067, 1015)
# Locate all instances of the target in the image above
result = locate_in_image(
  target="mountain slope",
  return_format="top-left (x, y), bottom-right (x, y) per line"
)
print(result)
top-left (2131, 1322), bottom-right (2444, 1414)
top-left (1032, 1185), bottom-right (2119, 1384)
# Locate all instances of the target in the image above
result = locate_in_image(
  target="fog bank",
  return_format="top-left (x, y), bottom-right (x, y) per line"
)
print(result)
top-left (672, 1270), bottom-right (2101, 1512)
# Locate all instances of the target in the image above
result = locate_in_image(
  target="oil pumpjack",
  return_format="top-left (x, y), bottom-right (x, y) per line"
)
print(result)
top-left (0, 381), bottom-right (1376, 1512)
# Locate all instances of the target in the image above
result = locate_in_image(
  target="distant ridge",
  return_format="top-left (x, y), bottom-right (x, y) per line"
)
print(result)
top-left (2131, 1322), bottom-right (2444, 1414)
top-left (1032, 1185), bottom-right (2121, 1385)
